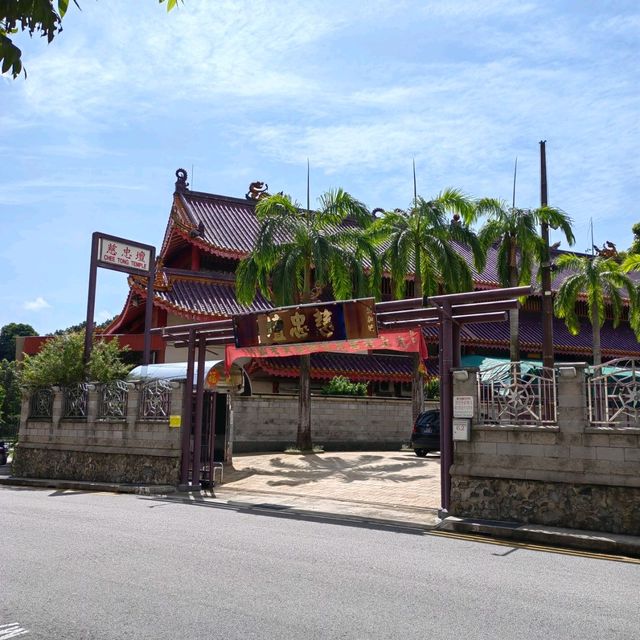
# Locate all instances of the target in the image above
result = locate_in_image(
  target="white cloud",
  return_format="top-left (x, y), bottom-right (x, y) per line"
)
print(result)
top-left (24, 297), bottom-right (51, 311)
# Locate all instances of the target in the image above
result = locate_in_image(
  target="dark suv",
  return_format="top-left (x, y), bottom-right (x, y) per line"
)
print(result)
top-left (410, 410), bottom-right (440, 457)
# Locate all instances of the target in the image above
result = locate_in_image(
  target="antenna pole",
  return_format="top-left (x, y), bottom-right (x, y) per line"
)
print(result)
top-left (512, 157), bottom-right (518, 210)
top-left (412, 158), bottom-right (417, 207)
top-left (539, 140), bottom-right (554, 370)
top-left (306, 158), bottom-right (310, 217)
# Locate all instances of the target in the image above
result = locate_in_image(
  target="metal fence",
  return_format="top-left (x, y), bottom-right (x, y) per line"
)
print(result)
top-left (477, 362), bottom-right (557, 427)
top-left (139, 380), bottom-right (173, 419)
top-left (28, 387), bottom-right (54, 419)
top-left (588, 359), bottom-right (640, 427)
top-left (98, 380), bottom-right (130, 419)
top-left (63, 383), bottom-right (91, 419)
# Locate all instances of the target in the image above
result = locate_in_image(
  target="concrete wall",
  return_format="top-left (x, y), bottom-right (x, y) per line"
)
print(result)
top-left (13, 383), bottom-right (183, 485)
top-left (231, 394), bottom-right (438, 451)
top-left (449, 365), bottom-right (640, 535)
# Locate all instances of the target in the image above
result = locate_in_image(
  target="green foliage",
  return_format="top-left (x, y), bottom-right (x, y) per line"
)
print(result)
top-left (477, 200), bottom-right (575, 288)
top-left (321, 376), bottom-right (368, 396)
top-left (372, 188), bottom-right (485, 299)
top-left (53, 315), bottom-right (115, 335)
top-left (1, 0), bottom-right (180, 79)
top-left (19, 332), bottom-right (131, 387)
top-left (0, 323), bottom-right (37, 361)
top-left (423, 377), bottom-right (440, 400)
top-left (236, 190), bottom-right (381, 307)
top-left (0, 359), bottom-right (21, 426)
top-left (554, 254), bottom-right (635, 364)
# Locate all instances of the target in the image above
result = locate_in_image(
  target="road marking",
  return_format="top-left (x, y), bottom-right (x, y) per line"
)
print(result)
top-left (428, 530), bottom-right (640, 564)
top-left (0, 623), bottom-right (29, 638)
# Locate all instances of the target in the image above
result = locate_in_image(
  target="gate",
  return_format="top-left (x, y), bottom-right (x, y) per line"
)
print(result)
top-left (189, 391), bottom-right (227, 488)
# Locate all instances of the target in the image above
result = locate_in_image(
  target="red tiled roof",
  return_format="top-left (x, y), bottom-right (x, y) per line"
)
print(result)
top-left (456, 313), bottom-right (640, 357)
top-left (130, 271), bottom-right (273, 321)
top-left (252, 352), bottom-right (439, 382)
top-left (178, 191), bottom-right (261, 257)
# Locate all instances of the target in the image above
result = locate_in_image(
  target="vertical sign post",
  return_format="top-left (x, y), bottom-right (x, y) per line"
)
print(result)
top-left (84, 232), bottom-right (156, 372)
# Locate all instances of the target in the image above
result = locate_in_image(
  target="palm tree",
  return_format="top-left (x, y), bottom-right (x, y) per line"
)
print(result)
top-left (554, 254), bottom-right (634, 365)
top-left (372, 188), bottom-right (485, 421)
top-left (478, 201), bottom-right (575, 362)
top-left (235, 190), bottom-right (381, 451)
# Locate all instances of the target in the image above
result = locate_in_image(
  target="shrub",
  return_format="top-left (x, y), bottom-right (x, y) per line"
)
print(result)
top-left (19, 332), bottom-right (131, 388)
top-left (321, 375), bottom-right (368, 396)
top-left (424, 377), bottom-right (440, 400)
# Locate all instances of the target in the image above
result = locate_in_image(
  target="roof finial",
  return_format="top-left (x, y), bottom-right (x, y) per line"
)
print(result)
top-left (175, 168), bottom-right (189, 193)
top-left (246, 181), bottom-right (269, 200)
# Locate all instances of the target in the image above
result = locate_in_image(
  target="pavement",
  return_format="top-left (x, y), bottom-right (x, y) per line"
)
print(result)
top-left (2, 449), bottom-right (640, 558)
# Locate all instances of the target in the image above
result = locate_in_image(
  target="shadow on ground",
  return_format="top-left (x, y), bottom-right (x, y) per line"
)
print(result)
top-left (137, 494), bottom-right (434, 536)
top-left (224, 453), bottom-right (439, 488)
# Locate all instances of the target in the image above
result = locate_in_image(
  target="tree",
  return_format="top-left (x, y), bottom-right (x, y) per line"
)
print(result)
top-left (1, 0), bottom-right (179, 78)
top-left (0, 359), bottom-right (21, 426)
top-left (19, 331), bottom-right (131, 387)
top-left (554, 255), bottom-right (635, 365)
top-left (478, 202), bottom-right (575, 361)
top-left (0, 323), bottom-right (37, 361)
top-left (372, 188), bottom-right (485, 421)
top-left (236, 190), bottom-right (381, 451)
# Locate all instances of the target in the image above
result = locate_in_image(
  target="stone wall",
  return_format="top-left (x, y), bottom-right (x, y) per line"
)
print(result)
top-left (13, 383), bottom-right (183, 486)
top-left (231, 394), bottom-right (437, 452)
top-left (449, 365), bottom-right (640, 535)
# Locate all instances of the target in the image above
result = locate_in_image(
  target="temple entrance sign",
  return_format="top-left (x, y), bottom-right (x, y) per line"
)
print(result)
top-left (84, 232), bottom-right (156, 368)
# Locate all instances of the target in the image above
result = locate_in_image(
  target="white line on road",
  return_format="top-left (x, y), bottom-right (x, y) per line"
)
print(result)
top-left (0, 622), bottom-right (29, 638)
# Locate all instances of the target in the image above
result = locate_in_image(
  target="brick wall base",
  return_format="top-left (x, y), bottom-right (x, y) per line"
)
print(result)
top-left (451, 475), bottom-right (640, 535)
top-left (12, 446), bottom-right (180, 486)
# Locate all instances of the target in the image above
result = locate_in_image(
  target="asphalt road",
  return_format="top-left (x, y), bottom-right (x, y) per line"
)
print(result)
top-left (1, 486), bottom-right (639, 640)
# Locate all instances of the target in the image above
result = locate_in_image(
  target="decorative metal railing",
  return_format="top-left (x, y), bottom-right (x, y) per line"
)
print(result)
top-left (588, 359), bottom-right (640, 427)
top-left (62, 383), bottom-right (91, 419)
top-left (98, 380), bottom-right (130, 419)
top-left (139, 380), bottom-right (173, 419)
top-left (29, 387), bottom-right (54, 419)
top-left (477, 362), bottom-right (557, 427)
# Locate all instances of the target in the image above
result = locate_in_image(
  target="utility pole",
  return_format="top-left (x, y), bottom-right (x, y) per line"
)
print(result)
top-left (540, 140), bottom-right (554, 370)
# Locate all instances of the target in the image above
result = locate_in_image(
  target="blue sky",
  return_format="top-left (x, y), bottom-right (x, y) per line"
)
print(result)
top-left (1, 0), bottom-right (638, 335)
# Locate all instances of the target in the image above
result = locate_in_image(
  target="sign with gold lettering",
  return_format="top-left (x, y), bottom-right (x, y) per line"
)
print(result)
top-left (233, 298), bottom-right (378, 348)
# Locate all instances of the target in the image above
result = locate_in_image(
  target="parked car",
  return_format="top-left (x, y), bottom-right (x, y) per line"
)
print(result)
top-left (410, 410), bottom-right (440, 457)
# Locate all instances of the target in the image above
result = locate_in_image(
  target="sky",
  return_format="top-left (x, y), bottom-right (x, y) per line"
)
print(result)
top-left (1, 0), bottom-right (639, 335)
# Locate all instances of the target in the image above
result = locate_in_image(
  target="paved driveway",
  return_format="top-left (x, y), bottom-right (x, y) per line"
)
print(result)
top-left (223, 450), bottom-right (441, 509)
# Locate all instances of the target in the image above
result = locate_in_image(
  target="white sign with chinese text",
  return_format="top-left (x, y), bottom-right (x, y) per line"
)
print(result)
top-left (453, 419), bottom-right (471, 441)
top-left (453, 395), bottom-right (474, 418)
top-left (98, 238), bottom-right (151, 273)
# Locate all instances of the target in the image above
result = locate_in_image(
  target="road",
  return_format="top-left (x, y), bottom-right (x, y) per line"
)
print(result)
top-left (1, 486), bottom-right (638, 639)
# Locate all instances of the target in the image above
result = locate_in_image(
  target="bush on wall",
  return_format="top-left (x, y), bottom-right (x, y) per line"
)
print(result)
top-left (321, 375), bottom-right (368, 397)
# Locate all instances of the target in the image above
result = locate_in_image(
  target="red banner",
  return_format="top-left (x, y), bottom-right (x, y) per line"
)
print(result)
top-left (225, 329), bottom-right (428, 373)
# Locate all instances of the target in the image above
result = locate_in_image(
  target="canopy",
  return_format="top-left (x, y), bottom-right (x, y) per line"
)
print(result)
top-left (128, 361), bottom-right (223, 384)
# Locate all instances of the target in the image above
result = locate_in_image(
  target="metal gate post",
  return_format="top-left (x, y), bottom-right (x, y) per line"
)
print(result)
top-left (180, 329), bottom-right (195, 486)
top-left (440, 301), bottom-right (454, 512)
top-left (191, 335), bottom-right (206, 486)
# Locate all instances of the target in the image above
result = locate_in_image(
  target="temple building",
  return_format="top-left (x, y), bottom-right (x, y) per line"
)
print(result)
top-left (103, 169), bottom-right (640, 395)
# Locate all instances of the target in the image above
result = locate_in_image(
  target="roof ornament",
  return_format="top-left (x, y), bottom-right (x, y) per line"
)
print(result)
top-left (593, 241), bottom-right (618, 259)
top-left (175, 168), bottom-right (190, 193)
top-left (246, 181), bottom-right (269, 201)
top-left (189, 221), bottom-right (205, 238)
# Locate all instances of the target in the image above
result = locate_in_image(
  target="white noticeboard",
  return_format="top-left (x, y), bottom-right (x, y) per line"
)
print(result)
top-left (453, 395), bottom-right (474, 418)
top-left (453, 419), bottom-right (471, 441)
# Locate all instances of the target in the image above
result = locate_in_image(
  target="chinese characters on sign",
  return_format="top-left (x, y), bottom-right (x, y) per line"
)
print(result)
top-left (234, 299), bottom-right (378, 348)
top-left (97, 237), bottom-right (151, 274)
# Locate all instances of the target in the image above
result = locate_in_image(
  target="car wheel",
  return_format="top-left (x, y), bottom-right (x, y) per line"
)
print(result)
top-left (414, 449), bottom-right (428, 457)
